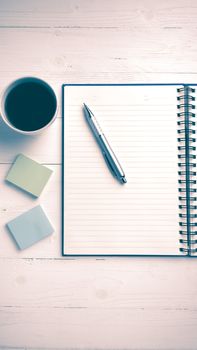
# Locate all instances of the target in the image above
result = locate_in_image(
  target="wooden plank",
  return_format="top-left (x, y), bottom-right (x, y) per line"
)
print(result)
top-left (1, 307), bottom-right (197, 349)
top-left (0, 0), bottom-right (197, 30)
top-left (0, 27), bottom-right (197, 77)
top-left (1, 257), bottom-right (197, 308)
top-left (0, 72), bottom-right (197, 92)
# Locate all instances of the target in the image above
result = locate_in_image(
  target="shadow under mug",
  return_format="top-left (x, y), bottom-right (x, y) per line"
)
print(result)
top-left (0, 77), bottom-right (58, 135)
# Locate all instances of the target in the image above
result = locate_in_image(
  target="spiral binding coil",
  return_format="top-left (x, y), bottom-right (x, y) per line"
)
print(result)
top-left (177, 86), bottom-right (197, 255)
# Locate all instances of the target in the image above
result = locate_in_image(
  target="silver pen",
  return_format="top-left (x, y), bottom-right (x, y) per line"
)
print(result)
top-left (83, 103), bottom-right (127, 184)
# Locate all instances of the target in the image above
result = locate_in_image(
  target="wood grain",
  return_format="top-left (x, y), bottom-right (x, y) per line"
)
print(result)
top-left (1, 0), bottom-right (197, 349)
top-left (0, 258), bottom-right (197, 349)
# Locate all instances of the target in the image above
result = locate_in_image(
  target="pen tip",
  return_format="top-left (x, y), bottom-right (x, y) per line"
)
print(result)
top-left (83, 103), bottom-right (94, 116)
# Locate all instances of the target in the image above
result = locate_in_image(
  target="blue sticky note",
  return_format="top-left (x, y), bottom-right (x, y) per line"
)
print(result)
top-left (7, 205), bottom-right (54, 250)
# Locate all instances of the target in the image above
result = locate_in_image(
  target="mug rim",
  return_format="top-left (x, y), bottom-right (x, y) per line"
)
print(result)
top-left (0, 76), bottom-right (58, 135)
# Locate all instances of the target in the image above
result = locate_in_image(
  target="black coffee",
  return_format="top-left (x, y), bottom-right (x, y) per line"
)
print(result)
top-left (4, 78), bottom-right (57, 132)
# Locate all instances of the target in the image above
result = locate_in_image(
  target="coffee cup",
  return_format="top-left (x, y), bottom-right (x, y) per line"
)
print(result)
top-left (1, 77), bottom-right (57, 135)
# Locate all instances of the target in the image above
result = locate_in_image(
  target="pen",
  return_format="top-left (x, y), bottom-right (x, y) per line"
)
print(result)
top-left (83, 103), bottom-right (127, 184)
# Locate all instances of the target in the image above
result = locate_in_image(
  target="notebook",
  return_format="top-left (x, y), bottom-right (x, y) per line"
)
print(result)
top-left (62, 84), bottom-right (197, 257)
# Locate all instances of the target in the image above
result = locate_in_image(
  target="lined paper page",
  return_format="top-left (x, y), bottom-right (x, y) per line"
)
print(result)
top-left (63, 85), bottom-right (184, 256)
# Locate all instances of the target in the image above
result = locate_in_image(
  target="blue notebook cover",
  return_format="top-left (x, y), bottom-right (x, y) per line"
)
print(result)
top-left (62, 83), bottom-right (196, 257)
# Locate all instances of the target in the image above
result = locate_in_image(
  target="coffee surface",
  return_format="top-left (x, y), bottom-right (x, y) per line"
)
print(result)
top-left (5, 80), bottom-right (57, 131)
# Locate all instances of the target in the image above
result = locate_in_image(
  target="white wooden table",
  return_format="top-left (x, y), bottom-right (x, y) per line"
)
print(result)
top-left (1, 1), bottom-right (197, 349)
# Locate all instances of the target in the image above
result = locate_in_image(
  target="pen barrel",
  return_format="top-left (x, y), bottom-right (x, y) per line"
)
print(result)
top-left (98, 134), bottom-right (125, 178)
top-left (84, 105), bottom-right (126, 183)
top-left (91, 114), bottom-right (103, 135)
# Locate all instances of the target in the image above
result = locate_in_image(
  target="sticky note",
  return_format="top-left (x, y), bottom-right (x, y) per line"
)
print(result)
top-left (7, 205), bottom-right (54, 250)
top-left (6, 154), bottom-right (53, 197)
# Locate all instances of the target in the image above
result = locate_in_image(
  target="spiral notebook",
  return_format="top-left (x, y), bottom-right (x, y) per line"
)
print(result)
top-left (62, 84), bottom-right (197, 257)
